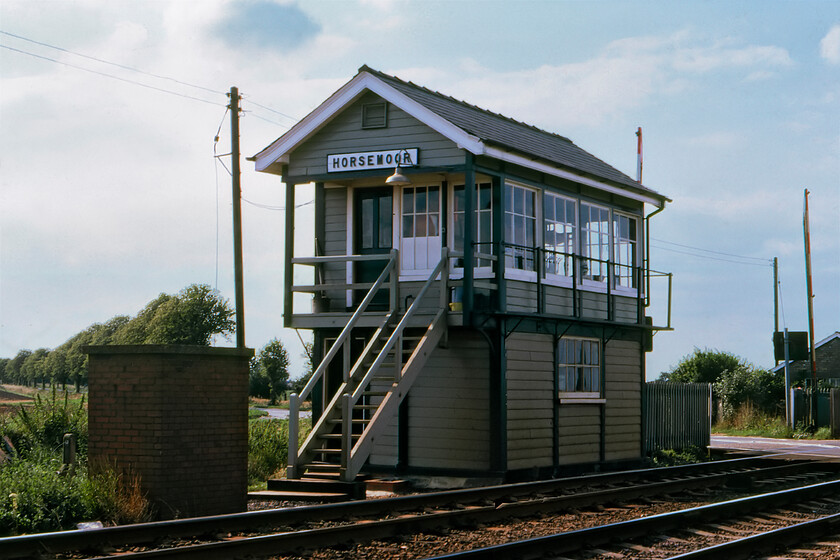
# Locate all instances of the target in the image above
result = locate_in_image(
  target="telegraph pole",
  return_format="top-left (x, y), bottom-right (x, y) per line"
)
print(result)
top-left (773, 256), bottom-right (779, 366)
top-left (229, 86), bottom-right (245, 349)
top-left (803, 189), bottom-right (817, 426)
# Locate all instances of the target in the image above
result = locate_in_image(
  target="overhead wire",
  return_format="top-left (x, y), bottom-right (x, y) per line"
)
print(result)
top-left (1, 30), bottom-right (298, 127)
top-left (242, 198), bottom-right (313, 211)
top-left (650, 237), bottom-right (773, 268)
top-left (0, 29), bottom-right (225, 96)
top-left (651, 237), bottom-right (770, 263)
top-left (243, 110), bottom-right (292, 129)
top-left (650, 244), bottom-right (772, 267)
top-left (0, 43), bottom-right (225, 107)
top-left (243, 97), bottom-right (298, 122)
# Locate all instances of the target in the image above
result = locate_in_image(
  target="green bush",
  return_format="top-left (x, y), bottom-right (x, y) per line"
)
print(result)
top-left (715, 366), bottom-right (783, 421)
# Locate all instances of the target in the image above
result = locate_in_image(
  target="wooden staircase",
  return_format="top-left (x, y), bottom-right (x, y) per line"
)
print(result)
top-left (284, 249), bottom-right (450, 485)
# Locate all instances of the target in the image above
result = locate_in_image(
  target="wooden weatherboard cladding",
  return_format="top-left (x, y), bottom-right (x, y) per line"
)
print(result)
top-left (505, 333), bottom-right (643, 471)
top-left (253, 66), bottom-right (668, 480)
top-left (286, 91), bottom-right (463, 178)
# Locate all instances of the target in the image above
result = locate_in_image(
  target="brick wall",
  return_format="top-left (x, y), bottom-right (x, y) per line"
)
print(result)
top-left (784, 335), bottom-right (840, 381)
top-left (86, 345), bottom-right (253, 519)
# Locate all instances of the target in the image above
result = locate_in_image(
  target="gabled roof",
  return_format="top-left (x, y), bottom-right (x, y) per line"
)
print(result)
top-left (254, 65), bottom-right (669, 206)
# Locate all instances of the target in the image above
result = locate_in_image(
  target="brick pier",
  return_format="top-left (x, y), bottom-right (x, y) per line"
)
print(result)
top-left (85, 345), bottom-right (253, 519)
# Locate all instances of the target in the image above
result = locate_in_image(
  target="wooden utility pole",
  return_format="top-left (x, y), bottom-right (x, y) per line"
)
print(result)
top-left (774, 256), bottom-right (779, 366)
top-left (803, 189), bottom-right (817, 425)
top-left (229, 86), bottom-right (245, 349)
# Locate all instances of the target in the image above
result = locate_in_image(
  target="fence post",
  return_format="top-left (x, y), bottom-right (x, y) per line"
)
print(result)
top-left (287, 393), bottom-right (299, 479)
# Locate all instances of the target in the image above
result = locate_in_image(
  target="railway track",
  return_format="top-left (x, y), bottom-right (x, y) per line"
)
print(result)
top-left (1, 455), bottom-right (837, 560)
top-left (427, 479), bottom-right (840, 559)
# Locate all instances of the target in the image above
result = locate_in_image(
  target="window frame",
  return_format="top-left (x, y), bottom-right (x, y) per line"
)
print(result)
top-left (450, 182), bottom-right (494, 279)
top-left (556, 336), bottom-right (604, 403)
top-left (542, 192), bottom-right (577, 288)
top-left (504, 181), bottom-right (539, 281)
top-left (612, 211), bottom-right (640, 295)
top-left (399, 183), bottom-right (442, 279)
top-left (579, 202), bottom-right (612, 292)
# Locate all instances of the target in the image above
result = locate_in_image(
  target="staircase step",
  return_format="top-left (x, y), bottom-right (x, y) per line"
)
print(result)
top-left (321, 433), bottom-right (358, 440)
top-left (266, 477), bottom-right (365, 500)
top-left (248, 490), bottom-right (351, 503)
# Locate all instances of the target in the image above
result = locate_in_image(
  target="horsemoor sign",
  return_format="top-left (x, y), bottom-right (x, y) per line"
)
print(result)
top-left (327, 148), bottom-right (419, 173)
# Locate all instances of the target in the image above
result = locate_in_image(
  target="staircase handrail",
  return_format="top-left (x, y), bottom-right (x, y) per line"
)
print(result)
top-left (295, 250), bottom-right (397, 404)
top-left (350, 248), bottom-right (448, 402)
top-left (287, 250), bottom-right (396, 479)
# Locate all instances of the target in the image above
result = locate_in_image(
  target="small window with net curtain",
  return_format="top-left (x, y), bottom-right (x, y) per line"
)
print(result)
top-left (557, 337), bottom-right (602, 400)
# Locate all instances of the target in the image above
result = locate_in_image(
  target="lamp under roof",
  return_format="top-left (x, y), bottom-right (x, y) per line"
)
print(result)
top-left (385, 166), bottom-right (411, 187)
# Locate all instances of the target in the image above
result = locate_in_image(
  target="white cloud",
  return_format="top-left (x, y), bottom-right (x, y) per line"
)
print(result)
top-left (399, 31), bottom-right (794, 133)
top-left (820, 24), bottom-right (840, 64)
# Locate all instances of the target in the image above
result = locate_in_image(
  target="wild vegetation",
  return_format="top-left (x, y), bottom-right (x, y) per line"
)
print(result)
top-left (248, 417), bottom-right (312, 490)
top-left (0, 388), bottom-right (154, 535)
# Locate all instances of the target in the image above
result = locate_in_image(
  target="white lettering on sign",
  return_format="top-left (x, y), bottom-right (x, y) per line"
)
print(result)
top-left (327, 148), bottom-right (419, 173)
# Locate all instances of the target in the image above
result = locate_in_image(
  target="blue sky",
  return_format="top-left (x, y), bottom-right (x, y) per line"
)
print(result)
top-left (1, 0), bottom-right (838, 380)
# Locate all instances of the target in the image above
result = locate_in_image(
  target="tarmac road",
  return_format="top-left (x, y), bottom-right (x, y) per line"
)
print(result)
top-left (711, 434), bottom-right (840, 460)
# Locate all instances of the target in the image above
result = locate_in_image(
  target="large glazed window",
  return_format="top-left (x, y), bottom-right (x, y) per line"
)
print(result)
top-left (505, 182), bottom-right (537, 271)
top-left (453, 183), bottom-right (493, 268)
top-left (544, 193), bottom-right (576, 278)
top-left (557, 337), bottom-right (601, 395)
top-left (613, 213), bottom-right (638, 289)
top-left (581, 203), bottom-right (611, 283)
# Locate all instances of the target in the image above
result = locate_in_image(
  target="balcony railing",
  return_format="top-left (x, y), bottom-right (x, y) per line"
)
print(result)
top-left (290, 243), bottom-right (672, 331)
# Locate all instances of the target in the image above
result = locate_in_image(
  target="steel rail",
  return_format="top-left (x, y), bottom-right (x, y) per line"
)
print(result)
top-left (0, 455), bottom-right (823, 559)
top-left (423, 478), bottom-right (840, 560)
top-left (667, 511), bottom-right (840, 559)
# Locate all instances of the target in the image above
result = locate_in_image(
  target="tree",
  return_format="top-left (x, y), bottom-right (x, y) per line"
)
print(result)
top-left (0, 358), bottom-right (10, 383)
top-left (5, 351), bottom-right (32, 386)
top-left (45, 347), bottom-right (69, 390)
top-left (658, 348), bottom-right (744, 384)
top-left (113, 296), bottom-right (172, 344)
top-left (22, 348), bottom-right (49, 388)
top-left (143, 284), bottom-right (234, 345)
top-left (250, 339), bottom-right (290, 404)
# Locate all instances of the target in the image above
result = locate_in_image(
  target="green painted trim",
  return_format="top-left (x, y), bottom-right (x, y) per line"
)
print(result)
top-left (284, 181), bottom-right (296, 327)
top-left (283, 165), bottom-right (465, 185)
top-left (463, 153), bottom-right (475, 324)
top-left (489, 326), bottom-right (507, 472)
